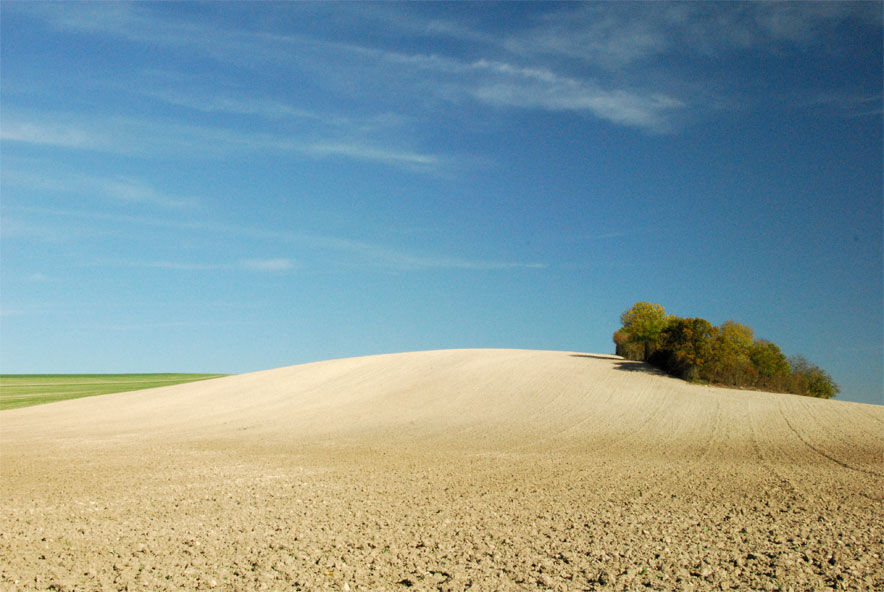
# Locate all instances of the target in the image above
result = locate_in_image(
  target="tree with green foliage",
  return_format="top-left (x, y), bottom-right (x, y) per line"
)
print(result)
top-left (613, 329), bottom-right (644, 360)
top-left (789, 356), bottom-right (839, 399)
top-left (655, 317), bottom-right (716, 382)
top-left (611, 302), bottom-right (838, 399)
top-left (617, 302), bottom-right (670, 361)
top-left (710, 321), bottom-right (756, 386)
top-left (749, 340), bottom-right (791, 391)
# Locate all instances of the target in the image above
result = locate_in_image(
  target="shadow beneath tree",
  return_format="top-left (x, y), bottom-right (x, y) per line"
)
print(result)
top-left (569, 354), bottom-right (668, 376)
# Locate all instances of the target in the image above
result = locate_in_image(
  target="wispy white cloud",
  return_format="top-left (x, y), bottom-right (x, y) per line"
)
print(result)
top-left (146, 89), bottom-right (326, 122)
top-left (804, 93), bottom-right (884, 118)
top-left (9, 206), bottom-right (545, 273)
top-left (0, 214), bottom-right (94, 242)
top-left (359, 5), bottom-right (879, 131)
top-left (239, 258), bottom-right (295, 272)
top-left (338, 244), bottom-right (546, 272)
top-left (4, 168), bottom-right (197, 208)
top-left (303, 142), bottom-right (441, 169)
top-left (506, 2), bottom-right (881, 68)
top-left (1, 110), bottom-right (280, 156)
top-left (20, 2), bottom-right (248, 59)
top-left (0, 302), bottom-right (80, 318)
top-left (140, 243), bottom-right (543, 273)
top-left (401, 257), bottom-right (546, 272)
top-left (141, 262), bottom-right (227, 271)
top-left (89, 320), bottom-right (251, 331)
top-left (469, 60), bottom-right (683, 132)
top-left (134, 258), bottom-right (296, 273)
top-left (143, 85), bottom-right (415, 137)
top-left (569, 232), bottom-right (627, 242)
top-left (30, 2), bottom-right (143, 37)
top-left (750, 2), bottom-right (878, 44)
top-left (10, 1), bottom-right (878, 137)
top-left (2, 110), bottom-right (443, 172)
top-left (0, 119), bottom-right (112, 150)
top-left (6, 3), bottom-right (689, 133)
top-left (330, 34), bottom-right (692, 132)
top-left (6, 102), bottom-right (443, 170)
top-left (505, 4), bottom-right (673, 69)
top-left (92, 176), bottom-right (196, 208)
top-left (297, 40), bottom-right (687, 132)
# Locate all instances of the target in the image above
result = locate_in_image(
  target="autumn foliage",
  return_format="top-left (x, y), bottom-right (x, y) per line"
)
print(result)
top-left (614, 302), bottom-right (838, 398)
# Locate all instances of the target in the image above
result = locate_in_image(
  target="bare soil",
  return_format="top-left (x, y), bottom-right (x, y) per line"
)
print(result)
top-left (1, 349), bottom-right (881, 591)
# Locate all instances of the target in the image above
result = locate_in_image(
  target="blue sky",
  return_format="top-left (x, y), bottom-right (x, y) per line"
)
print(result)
top-left (1, 2), bottom-right (881, 405)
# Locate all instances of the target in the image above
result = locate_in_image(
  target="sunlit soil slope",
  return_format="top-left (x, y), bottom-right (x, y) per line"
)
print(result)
top-left (1, 349), bottom-right (881, 591)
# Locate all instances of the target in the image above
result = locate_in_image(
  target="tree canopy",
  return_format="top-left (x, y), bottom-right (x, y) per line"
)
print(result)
top-left (617, 301), bottom-right (670, 361)
top-left (613, 302), bottom-right (838, 399)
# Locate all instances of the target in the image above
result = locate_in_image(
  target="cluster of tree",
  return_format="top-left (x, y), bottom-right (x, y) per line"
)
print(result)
top-left (613, 302), bottom-right (839, 399)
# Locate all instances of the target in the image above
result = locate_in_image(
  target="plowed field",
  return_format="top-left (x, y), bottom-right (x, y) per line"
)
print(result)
top-left (1, 349), bottom-right (881, 591)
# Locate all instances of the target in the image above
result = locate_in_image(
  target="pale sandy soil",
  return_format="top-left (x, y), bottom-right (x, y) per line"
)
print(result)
top-left (1, 349), bottom-right (881, 591)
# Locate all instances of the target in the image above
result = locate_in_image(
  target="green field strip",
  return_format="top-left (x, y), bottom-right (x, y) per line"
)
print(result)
top-left (0, 374), bottom-right (228, 410)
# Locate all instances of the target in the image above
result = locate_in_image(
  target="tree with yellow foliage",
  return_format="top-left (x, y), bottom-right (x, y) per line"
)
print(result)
top-left (612, 302), bottom-right (838, 398)
top-left (616, 301), bottom-right (670, 361)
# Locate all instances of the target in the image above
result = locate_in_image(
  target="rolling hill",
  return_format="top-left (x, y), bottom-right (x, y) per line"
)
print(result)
top-left (2, 349), bottom-right (881, 591)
